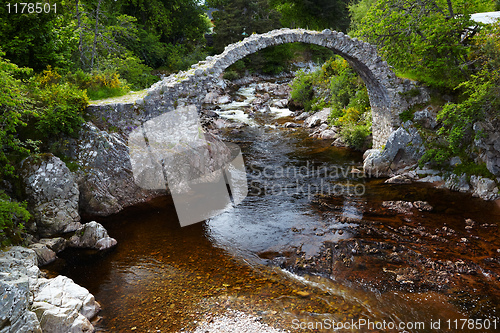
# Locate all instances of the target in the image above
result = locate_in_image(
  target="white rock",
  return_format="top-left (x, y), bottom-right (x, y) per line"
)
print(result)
top-left (31, 301), bottom-right (94, 333)
top-left (303, 108), bottom-right (330, 128)
top-left (69, 221), bottom-right (117, 250)
top-left (217, 95), bottom-right (232, 104)
top-left (272, 99), bottom-right (288, 108)
top-left (34, 275), bottom-right (100, 325)
top-left (417, 175), bottom-right (444, 183)
top-left (294, 112), bottom-right (309, 121)
top-left (470, 175), bottom-right (499, 200)
top-left (318, 129), bottom-right (337, 140)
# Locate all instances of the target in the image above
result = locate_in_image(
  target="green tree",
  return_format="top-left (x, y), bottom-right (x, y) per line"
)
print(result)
top-left (356, 0), bottom-right (493, 89)
top-left (423, 23), bottom-right (500, 164)
top-left (117, 0), bottom-right (211, 70)
top-left (120, 0), bottom-right (210, 45)
top-left (0, 0), bottom-right (77, 71)
top-left (0, 191), bottom-right (30, 247)
top-left (0, 51), bottom-right (32, 178)
top-left (348, 0), bottom-right (377, 31)
top-left (270, 0), bottom-right (350, 31)
top-left (210, 0), bottom-right (281, 53)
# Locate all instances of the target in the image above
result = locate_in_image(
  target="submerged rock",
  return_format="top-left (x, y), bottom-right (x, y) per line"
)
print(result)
top-left (382, 201), bottom-right (415, 215)
top-left (20, 154), bottom-right (81, 237)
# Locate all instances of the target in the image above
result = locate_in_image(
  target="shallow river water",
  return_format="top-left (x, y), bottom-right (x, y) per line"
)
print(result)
top-left (51, 82), bottom-right (500, 332)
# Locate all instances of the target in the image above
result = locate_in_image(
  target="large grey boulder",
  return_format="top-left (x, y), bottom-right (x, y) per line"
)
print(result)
top-left (364, 121), bottom-right (425, 177)
top-left (20, 154), bottom-right (81, 237)
top-left (470, 175), bottom-right (499, 200)
top-left (32, 275), bottom-right (100, 333)
top-left (70, 122), bottom-right (167, 216)
top-left (0, 247), bottom-right (42, 333)
top-left (413, 106), bottom-right (438, 129)
top-left (69, 221), bottom-right (117, 250)
top-left (474, 119), bottom-right (500, 178)
top-left (444, 173), bottom-right (471, 193)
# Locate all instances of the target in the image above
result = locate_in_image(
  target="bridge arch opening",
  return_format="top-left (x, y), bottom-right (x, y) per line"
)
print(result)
top-left (145, 29), bottom-right (426, 148)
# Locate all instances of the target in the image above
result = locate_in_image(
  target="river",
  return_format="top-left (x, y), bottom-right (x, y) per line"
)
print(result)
top-left (49, 79), bottom-right (500, 332)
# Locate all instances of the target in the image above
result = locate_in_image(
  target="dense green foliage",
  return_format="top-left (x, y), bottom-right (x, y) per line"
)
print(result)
top-left (210, 0), bottom-right (281, 53)
top-left (0, 0), bottom-right (213, 94)
top-left (346, 0), bottom-right (500, 179)
top-left (0, 52), bottom-right (32, 178)
top-left (0, 192), bottom-right (30, 247)
top-left (421, 23), bottom-right (500, 171)
top-left (0, 54), bottom-right (33, 246)
top-left (290, 56), bottom-right (372, 150)
top-left (354, 0), bottom-right (495, 89)
top-left (0, 2), bottom-right (74, 71)
top-left (29, 67), bottom-right (89, 137)
top-left (348, 0), bottom-right (377, 31)
top-left (270, 0), bottom-right (350, 31)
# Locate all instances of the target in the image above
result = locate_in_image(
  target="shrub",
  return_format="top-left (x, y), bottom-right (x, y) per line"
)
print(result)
top-left (223, 70), bottom-right (240, 81)
top-left (454, 162), bottom-right (494, 179)
top-left (68, 69), bottom-right (130, 100)
top-left (0, 51), bottom-right (33, 178)
top-left (99, 55), bottom-right (158, 90)
top-left (340, 124), bottom-right (371, 151)
top-left (399, 109), bottom-right (414, 122)
top-left (289, 70), bottom-right (316, 111)
top-left (0, 192), bottom-right (30, 247)
top-left (29, 67), bottom-right (89, 138)
top-left (34, 82), bottom-right (88, 137)
top-left (289, 55), bottom-right (373, 150)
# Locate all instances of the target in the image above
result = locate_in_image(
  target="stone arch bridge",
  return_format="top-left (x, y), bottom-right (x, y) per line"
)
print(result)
top-left (88, 28), bottom-right (427, 148)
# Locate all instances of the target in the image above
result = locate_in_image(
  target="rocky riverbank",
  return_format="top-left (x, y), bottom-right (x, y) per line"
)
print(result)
top-left (0, 246), bottom-right (101, 332)
top-left (206, 74), bottom-right (500, 201)
top-left (285, 104), bottom-right (500, 201)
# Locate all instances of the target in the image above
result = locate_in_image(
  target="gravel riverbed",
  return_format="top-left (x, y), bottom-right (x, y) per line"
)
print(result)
top-left (186, 309), bottom-right (289, 333)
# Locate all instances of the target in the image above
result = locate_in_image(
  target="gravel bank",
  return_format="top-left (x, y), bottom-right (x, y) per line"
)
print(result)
top-left (185, 309), bottom-right (290, 333)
